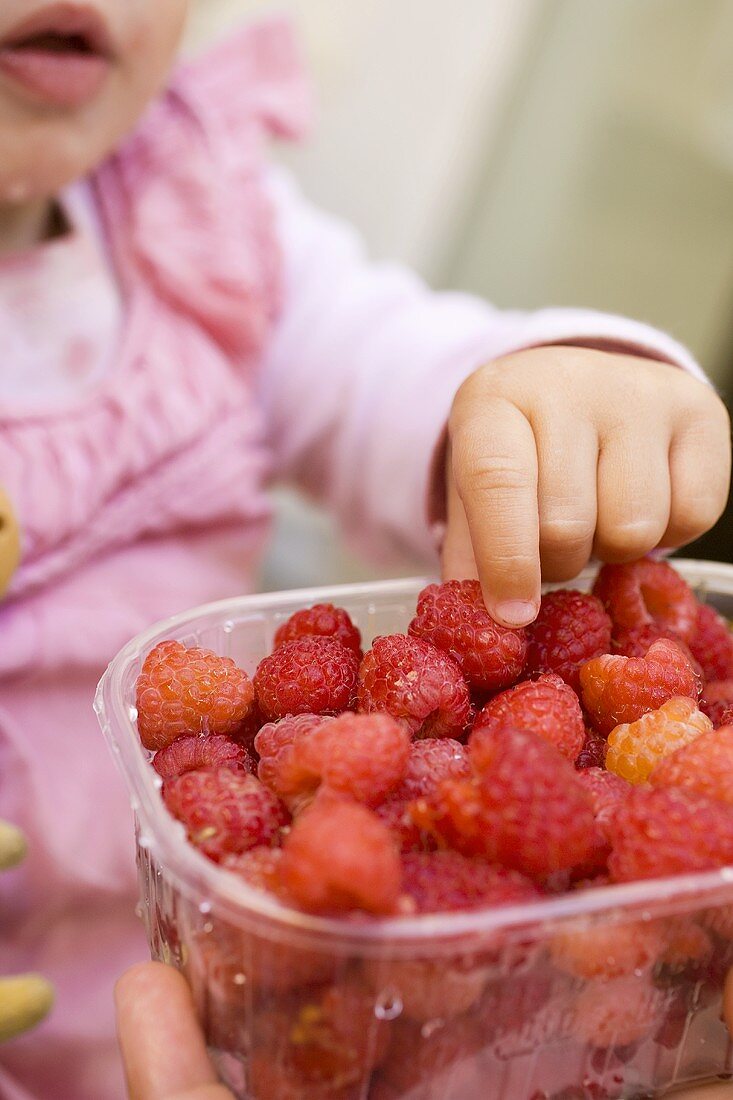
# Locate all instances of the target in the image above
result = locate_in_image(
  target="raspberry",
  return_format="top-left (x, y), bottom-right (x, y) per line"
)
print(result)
top-left (550, 918), bottom-right (666, 979)
top-left (399, 850), bottom-right (541, 914)
top-left (525, 589), bottom-right (612, 691)
top-left (251, 981), bottom-right (389, 1095)
top-left (471, 673), bottom-right (585, 761)
top-left (364, 954), bottom-right (487, 1023)
top-left (375, 796), bottom-right (433, 853)
top-left (650, 723), bottom-right (733, 804)
top-left (255, 713), bottom-right (332, 803)
top-left (576, 768), bottom-right (631, 835)
top-left (593, 559), bottom-right (698, 642)
top-left (378, 1015), bottom-right (484, 1096)
top-left (390, 738), bottom-right (470, 802)
top-left (414, 728), bottom-right (599, 878)
top-left (612, 622), bottom-right (674, 658)
top-left (221, 846), bottom-right (282, 893)
top-left (659, 920), bottom-right (713, 976)
top-left (608, 786), bottom-right (733, 882)
top-left (255, 637), bottom-right (359, 722)
top-left (277, 798), bottom-right (401, 914)
top-left (701, 679), bottom-right (733, 727)
top-left (356, 633), bottom-right (472, 739)
top-left (152, 733), bottom-right (253, 780)
top-left (570, 975), bottom-right (668, 1048)
top-left (606, 697), bottom-right (711, 784)
top-left (136, 640), bottom-right (255, 751)
top-left (689, 602), bottom-right (733, 682)
top-left (408, 580), bottom-right (527, 693)
top-left (273, 602), bottom-right (362, 657)
top-left (579, 638), bottom-right (702, 736)
top-left (575, 732), bottom-right (608, 770)
top-left (163, 768), bottom-right (289, 862)
top-left (270, 712), bottom-right (410, 811)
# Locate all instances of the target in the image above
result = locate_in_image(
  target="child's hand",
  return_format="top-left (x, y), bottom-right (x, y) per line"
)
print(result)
top-left (444, 347), bottom-right (731, 627)
top-left (115, 962), bottom-right (233, 1099)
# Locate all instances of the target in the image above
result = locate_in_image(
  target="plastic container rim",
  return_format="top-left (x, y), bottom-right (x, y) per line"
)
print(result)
top-left (95, 558), bottom-right (733, 946)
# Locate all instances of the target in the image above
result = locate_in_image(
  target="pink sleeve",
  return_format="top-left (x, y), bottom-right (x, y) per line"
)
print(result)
top-left (259, 169), bottom-right (707, 566)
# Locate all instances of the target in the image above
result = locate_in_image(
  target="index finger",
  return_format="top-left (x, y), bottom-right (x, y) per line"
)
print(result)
top-left (450, 394), bottom-right (540, 626)
top-left (115, 962), bottom-right (232, 1100)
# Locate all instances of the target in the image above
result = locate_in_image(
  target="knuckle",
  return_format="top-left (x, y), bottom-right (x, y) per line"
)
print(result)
top-left (460, 460), bottom-right (532, 499)
top-left (671, 494), bottom-right (727, 541)
top-left (539, 517), bottom-right (595, 556)
top-left (598, 519), bottom-right (664, 560)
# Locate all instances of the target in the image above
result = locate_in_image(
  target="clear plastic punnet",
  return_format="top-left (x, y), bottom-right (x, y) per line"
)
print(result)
top-left (95, 560), bottom-right (733, 1099)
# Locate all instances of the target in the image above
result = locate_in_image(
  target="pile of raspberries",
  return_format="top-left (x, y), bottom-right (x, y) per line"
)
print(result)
top-left (135, 559), bottom-right (733, 921)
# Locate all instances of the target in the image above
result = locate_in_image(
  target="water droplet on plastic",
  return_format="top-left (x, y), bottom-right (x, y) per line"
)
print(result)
top-left (128, 705), bottom-right (138, 722)
top-left (223, 621), bottom-right (234, 634)
top-left (138, 833), bottom-right (152, 849)
top-left (152, 775), bottom-right (163, 791)
top-left (202, 921), bottom-right (214, 934)
top-left (134, 903), bottom-right (144, 920)
top-left (233, 972), bottom-right (246, 986)
top-left (420, 1018), bottom-right (444, 1039)
top-left (199, 900), bottom-right (212, 915)
top-left (375, 989), bottom-right (402, 1021)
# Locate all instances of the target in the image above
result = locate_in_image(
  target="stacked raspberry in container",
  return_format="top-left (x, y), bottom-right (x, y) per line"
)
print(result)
top-left (134, 559), bottom-right (733, 1100)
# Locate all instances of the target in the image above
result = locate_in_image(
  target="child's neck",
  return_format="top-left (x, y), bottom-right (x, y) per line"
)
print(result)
top-left (0, 198), bottom-right (60, 256)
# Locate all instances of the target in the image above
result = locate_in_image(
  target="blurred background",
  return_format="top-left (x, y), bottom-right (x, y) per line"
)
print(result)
top-left (187, 0), bottom-right (733, 588)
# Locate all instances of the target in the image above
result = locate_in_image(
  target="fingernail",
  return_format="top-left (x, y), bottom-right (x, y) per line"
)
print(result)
top-left (494, 600), bottom-right (538, 627)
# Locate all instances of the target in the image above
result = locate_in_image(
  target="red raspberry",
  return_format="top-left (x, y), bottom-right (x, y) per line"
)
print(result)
top-left (408, 580), bottom-right (527, 693)
top-left (689, 602), bottom-right (733, 683)
top-left (612, 621), bottom-right (674, 658)
top-left (221, 845), bottom-right (282, 893)
top-left (551, 918), bottom-right (667, 979)
top-left (163, 767), bottom-right (289, 862)
top-left (273, 602), bottom-right (362, 657)
top-left (579, 638), bottom-right (702, 736)
top-left (650, 723), bottom-right (733, 805)
top-left (570, 975), bottom-right (668, 1048)
top-left (270, 711), bottom-right (410, 811)
top-left (136, 640), bottom-right (255, 751)
top-left (375, 796), bottom-right (433, 853)
top-left (576, 767), bottom-right (631, 835)
top-left (471, 673), bottom-right (585, 761)
top-left (255, 713), bottom-right (332, 802)
top-left (364, 954), bottom-right (487, 1024)
top-left (251, 981), bottom-right (389, 1095)
top-left (152, 733), bottom-right (253, 780)
top-left (254, 637), bottom-right (359, 722)
top-left (400, 850), bottom-right (541, 914)
top-left (277, 797), bottom-right (401, 914)
top-left (575, 731), bottom-right (608, 770)
top-left (357, 634), bottom-right (472, 739)
top-left (701, 679), bottom-right (733, 727)
top-left (608, 786), bottom-right (733, 882)
top-left (593, 559), bottom-right (698, 642)
top-left (605, 696), bottom-right (711, 784)
top-left (525, 589), bottom-right (612, 691)
top-left (390, 738), bottom-right (470, 802)
top-left (378, 1015), bottom-right (484, 1096)
top-left (414, 728), bottom-right (599, 878)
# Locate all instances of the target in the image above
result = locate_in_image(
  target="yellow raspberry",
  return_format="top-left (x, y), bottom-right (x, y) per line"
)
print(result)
top-left (606, 697), bottom-right (711, 784)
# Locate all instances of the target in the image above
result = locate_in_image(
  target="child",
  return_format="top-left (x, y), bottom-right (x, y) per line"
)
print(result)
top-left (0, 4), bottom-right (728, 1099)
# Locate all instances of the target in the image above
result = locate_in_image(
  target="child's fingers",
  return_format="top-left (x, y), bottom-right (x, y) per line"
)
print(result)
top-left (535, 416), bottom-right (598, 582)
top-left (593, 427), bottom-right (671, 563)
top-left (441, 447), bottom-right (479, 583)
top-left (115, 962), bottom-right (231, 1100)
top-left (659, 416), bottom-right (731, 549)
top-left (450, 395), bottom-right (540, 626)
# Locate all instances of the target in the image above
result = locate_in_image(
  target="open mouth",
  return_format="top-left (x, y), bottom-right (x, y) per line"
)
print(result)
top-left (0, 4), bottom-right (114, 108)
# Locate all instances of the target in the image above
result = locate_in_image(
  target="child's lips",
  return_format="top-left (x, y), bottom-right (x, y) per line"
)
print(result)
top-left (0, 3), bottom-right (114, 109)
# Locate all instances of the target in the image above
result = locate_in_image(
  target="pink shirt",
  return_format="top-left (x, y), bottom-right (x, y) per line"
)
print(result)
top-left (0, 18), bottom-right (706, 1100)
